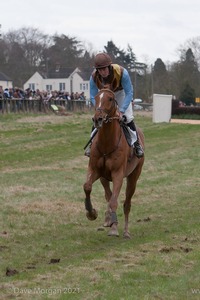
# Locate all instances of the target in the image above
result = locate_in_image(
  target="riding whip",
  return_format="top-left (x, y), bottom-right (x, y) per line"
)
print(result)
top-left (83, 128), bottom-right (98, 150)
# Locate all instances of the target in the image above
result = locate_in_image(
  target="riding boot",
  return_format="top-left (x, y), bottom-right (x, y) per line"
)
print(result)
top-left (127, 120), bottom-right (144, 158)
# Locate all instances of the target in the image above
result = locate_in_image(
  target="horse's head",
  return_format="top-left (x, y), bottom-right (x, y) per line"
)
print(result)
top-left (93, 89), bottom-right (119, 128)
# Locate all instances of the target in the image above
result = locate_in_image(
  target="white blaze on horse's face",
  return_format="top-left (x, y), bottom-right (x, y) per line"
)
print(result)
top-left (98, 92), bottom-right (104, 108)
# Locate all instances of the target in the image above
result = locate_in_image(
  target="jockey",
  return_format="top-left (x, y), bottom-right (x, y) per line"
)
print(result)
top-left (85, 52), bottom-right (144, 158)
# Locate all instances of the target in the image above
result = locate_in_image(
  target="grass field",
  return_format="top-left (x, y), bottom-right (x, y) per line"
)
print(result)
top-left (0, 112), bottom-right (199, 300)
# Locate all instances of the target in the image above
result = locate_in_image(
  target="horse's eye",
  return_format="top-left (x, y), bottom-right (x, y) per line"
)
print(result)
top-left (109, 97), bottom-right (113, 101)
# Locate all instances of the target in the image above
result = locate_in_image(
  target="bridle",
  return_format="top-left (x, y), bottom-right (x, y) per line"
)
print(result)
top-left (94, 89), bottom-right (120, 124)
top-left (94, 88), bottom-right (122, 157)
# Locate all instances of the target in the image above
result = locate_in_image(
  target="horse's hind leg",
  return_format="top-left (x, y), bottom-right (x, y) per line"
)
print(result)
top-left (107, 175), bottom-right (124, 237)
top-left (100, 177), bottom-right (112, 227)
top-left (124, 165), bottom-right (142, 239)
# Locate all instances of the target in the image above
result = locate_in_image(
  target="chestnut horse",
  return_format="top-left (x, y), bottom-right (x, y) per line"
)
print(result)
top-left (83, 88), bottom-right (144, 238)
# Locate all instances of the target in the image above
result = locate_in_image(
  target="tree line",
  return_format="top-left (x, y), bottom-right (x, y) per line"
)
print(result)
top-left (0, 27), bottom-right (200, 105)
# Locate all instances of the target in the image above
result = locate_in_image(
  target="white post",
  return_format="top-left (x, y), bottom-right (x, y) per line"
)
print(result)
top-left (153, 94), bottom-right (172, 123)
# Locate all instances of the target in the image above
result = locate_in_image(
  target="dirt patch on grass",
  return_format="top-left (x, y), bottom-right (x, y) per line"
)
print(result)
top-left (135, 110), bottom-right (200, 124)
top-left (16, 114), bottom-right (73, 124)
top-left (16, 111), bottom-right (150, 124)
top-left (18, 199), bottom-right (82, 215)
top-left (171, 119), bottom-right (200, 124)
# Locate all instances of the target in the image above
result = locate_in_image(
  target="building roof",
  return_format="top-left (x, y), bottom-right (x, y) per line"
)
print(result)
top-left (0, 71), bottom-right (12, 81)
top-left (77, 69), bottom-right (91, 81)
top-left (47, 67), bottom-right (90, 81)
top-left (47, 67), bottom-right (77, 79)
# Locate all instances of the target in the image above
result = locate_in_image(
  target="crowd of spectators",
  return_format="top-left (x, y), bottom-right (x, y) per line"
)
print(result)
top-left (0, 87), bottom-right (89, 112)
top-left (0, 86), bottom-right (86, 102)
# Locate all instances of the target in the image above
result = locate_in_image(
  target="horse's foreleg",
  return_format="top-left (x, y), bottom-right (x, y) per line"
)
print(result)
top-left (83, 171), bottom-right (99, 221)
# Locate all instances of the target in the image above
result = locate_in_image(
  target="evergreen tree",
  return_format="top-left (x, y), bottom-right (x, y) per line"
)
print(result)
top-left (45, 34), bottom-right (84, 71)
top-left (179, 82), bottom-right (195, 105)
top-left (104, 40), bottom-right (127, 67)
top-left (177, 48), bottom-right (200, 97)
top-left (152, 58), bottom-right (169, 94)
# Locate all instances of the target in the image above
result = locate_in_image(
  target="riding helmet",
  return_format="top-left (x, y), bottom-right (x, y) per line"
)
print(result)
top-left (94, 53), bottom-right (112, 69)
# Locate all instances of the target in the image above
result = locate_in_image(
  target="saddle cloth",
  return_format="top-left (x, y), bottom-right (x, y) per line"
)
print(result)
top-left (121, 123), bottom-right (137, 147)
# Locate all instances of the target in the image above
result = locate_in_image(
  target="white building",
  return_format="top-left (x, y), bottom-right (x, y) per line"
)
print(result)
top-left (0, 72), bottom-right (13, 90)
top-left (23, 67), bottom-right (90, 99)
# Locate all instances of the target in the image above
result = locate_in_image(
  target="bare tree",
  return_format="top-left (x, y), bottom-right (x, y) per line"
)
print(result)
top-left (2, 27), bottom-right (52, 86)
top-left (178, 36), bottom-right (200, 70)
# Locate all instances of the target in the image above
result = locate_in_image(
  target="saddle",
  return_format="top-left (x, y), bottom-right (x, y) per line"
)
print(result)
top-left (120, 122), bottom-right (132, 147)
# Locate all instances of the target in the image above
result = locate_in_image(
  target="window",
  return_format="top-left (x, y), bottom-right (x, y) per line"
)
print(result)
top-left (80, 83), bottom-right (88, 91)
top-left (59, 83), bottom-right (65, 91)
top-left (29, 83), bottom-right (35, 91)
top-left (46, 85), bottom-right (52, 91)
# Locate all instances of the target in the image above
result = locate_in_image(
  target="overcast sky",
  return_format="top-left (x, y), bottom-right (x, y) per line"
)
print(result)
top-left (1, 0), bottom-right (200, 64)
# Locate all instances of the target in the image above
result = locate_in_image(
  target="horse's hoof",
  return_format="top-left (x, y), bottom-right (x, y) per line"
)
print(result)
top-left (123, 232), bottom-right (131, 239)
top-left (108, 229), bottom-right (119, 237)
top-left (86, 209), bottom-right (98, 221)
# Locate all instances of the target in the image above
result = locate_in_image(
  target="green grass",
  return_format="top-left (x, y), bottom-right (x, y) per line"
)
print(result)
top-left (0, 112), bottom-right (199, 300)
top-left (172, 114), bottom-right (200, 120)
